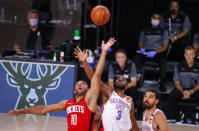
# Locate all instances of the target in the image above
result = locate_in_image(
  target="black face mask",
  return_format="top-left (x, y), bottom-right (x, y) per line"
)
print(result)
top-left (170, 9), bottom-right (177, 14)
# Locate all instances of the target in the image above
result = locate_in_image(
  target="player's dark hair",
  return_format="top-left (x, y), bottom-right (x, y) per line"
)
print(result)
top-left (145, 89), bottom-right (160, 100)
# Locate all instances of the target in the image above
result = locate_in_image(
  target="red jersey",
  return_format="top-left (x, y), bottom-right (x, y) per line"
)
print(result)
top-left (65, 97), bottom-right (95, 131)
top-left (98, 120), bottom-right (104, 131)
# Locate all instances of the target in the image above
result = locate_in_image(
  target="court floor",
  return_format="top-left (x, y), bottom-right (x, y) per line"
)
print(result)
top-left (0, 113), bottom-right (198, 131)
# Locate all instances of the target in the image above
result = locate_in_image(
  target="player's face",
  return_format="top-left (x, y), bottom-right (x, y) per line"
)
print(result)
top-left (115, 77), bottom-right (127, 89)
top-left (143, 91), bottom-right (159, 109)
top-left (74, 81), bottom-right (88, 96)
top-left (115, 52), bottom-right (127, 68)
top-left (184, 49), bottom-right (195, 64)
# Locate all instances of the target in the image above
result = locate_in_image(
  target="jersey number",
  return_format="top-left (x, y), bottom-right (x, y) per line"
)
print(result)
top-left (71, 114), bottom-right (77, 125)
top-left (116, 111), bottom-right (122, 120)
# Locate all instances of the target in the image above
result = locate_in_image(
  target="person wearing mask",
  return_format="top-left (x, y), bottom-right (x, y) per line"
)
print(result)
top-left (160, 0), bottom-right (191, 61)
top-left (134, 13), bottom-right (169, 92)
top-left (168, 46), bottom-right (199, 123)
top-left (14, 9), bottom-right (52, 53)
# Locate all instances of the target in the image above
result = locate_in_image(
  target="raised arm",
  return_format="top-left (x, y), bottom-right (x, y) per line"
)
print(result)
top-left (74, 47), bottom-right (94, 80)
top-left (85, 38), bottom-right (116, 112)
top-left (8, 100), bottom-right (67, 116)
top-left (74, 46), bottom-right (112, 99)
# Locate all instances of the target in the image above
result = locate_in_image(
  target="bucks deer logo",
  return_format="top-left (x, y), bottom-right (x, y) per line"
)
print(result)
top-left (1, 62), bottom-right (67, 109)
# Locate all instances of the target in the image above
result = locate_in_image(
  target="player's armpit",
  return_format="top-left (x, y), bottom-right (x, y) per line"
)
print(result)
top-left (154, 112), bottom-right (171, 131)
top-left (130, 103), bottom-right (139, 131)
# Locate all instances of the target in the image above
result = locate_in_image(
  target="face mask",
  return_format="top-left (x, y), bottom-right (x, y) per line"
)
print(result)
top-left (151, 19), bottom-right (160, 26)
top-left (170, 9), bottom-right (177, 14)
top-left (29, 18), bottom-right (38, 27)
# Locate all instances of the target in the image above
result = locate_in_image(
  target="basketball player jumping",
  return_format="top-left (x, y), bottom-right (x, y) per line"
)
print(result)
top-left (8, 38), bottom-right (116, 131)
top-left (74, 42), bottom-right (139, 131)
top-left (142, 89), bottom-right (170, 131)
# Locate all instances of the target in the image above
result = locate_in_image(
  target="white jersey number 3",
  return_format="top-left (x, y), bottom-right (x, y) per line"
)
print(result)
top-left (116, 111), bottom-right (122, 120)
top-left (71, 114), bottom-right (77, 125)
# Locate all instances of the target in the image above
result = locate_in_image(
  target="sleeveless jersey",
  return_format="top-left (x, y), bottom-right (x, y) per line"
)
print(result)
top-left (142, 108), bottom-right (164, 131)
top-left (102, 91), bottom-right (133, 131)
top-left (65, 98), bottom-right (95, 131)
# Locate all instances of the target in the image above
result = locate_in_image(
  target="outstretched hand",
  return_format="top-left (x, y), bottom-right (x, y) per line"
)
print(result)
top-left (101, 38), bottom-right (116, 52)
top-left (74, 46), bottom-right (88, 63)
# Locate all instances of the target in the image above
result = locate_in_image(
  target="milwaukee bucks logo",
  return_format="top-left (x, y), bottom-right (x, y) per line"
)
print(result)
top-left (1, 62), bottom-right (67, 109)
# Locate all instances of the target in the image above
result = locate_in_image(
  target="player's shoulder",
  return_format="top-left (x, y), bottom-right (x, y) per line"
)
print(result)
top-left (124, 95), bottom-right (134, 105)
top-left (154, 109), bottom-right (166, 121)
top-left (64, 98), bottom-right (74, 106)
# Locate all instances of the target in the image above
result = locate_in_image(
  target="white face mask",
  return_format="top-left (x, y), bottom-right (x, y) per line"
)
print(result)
top-left (151, 19), bottom-right (160, 26)
top-left (29, 18), bottom-right (38, 27)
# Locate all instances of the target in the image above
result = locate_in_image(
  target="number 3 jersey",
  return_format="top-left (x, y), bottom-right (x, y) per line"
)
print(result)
top-left (102, 91), bottom-right (133, 131)
top-left (65, 98), bottom-right (95, 131)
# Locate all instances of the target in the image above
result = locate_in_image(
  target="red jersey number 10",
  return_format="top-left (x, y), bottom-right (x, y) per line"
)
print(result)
top-left (71, 114), bottom-right (77, 125)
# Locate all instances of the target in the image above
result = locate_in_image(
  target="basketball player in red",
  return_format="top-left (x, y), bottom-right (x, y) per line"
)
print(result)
top-left (74, 42), bottom-right (139, 131)
top-left (142, 89), bottom-right (170, 131)
top-left (8, 38), bottom-right (116, 131)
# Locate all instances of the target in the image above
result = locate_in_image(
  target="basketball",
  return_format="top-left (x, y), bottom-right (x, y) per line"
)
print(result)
top-left (90, 5), bottom-right (110, 25)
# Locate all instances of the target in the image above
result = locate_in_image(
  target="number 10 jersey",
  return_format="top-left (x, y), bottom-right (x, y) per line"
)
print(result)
top-left (65, 97), bottom-right (95, 131)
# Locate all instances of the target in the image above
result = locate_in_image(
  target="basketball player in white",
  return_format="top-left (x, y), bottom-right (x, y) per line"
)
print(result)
top-left (142, 89), bottom-right (170, 131)
top-left (74, 40), bottom-right (139, 131)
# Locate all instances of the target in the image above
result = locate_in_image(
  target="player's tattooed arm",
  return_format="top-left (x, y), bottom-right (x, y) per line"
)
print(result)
top-left (8, 100), bottom-right (67, 116)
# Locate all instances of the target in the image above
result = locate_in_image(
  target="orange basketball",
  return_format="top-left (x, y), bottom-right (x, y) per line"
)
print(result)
top-left (91, 5), bottom-right (110, 25)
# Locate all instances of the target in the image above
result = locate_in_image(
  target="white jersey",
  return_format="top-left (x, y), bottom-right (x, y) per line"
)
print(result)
top-left (142, 108), bottom-right (164, 131)
top-left (102, 91), bottom-right (133, 131)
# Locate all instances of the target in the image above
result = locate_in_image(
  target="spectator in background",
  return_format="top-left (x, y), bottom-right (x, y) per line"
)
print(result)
top-left (108, 48), bottom-right (137, 100)
top-left (14, 9), bottom-right (52, 53)
top-left (134, 13), bottom-right (168, 92)
top-left (192, 32), bottom-right (199, 55)
top-left (160, 0), bottom-right (191, 61)
top-left (168, 46), bottom-right (199, 122)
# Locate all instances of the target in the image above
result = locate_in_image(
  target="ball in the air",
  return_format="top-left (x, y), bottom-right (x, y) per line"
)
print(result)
top-left (90, 5), bottom-right (110, 25)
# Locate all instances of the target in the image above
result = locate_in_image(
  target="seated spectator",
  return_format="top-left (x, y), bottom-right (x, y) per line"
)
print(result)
top-left (168, 46), bottom-right (199, 122)
top-left (160, 0), bottom-right (191, 61)
top-left (193, 32), bottom-right (199, 55)
top-left (108, 48), bottom-right (137, 100)
top-left (134, 13), bottom-right (168, 92)
top-left (14, 9), bottom-right (52, 53)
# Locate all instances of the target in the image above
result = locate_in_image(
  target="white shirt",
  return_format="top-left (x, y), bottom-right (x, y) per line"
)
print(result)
top-left (102, 91), bottom-right (133, 131)
top-left (142, 108), bottom-right (163, 131)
